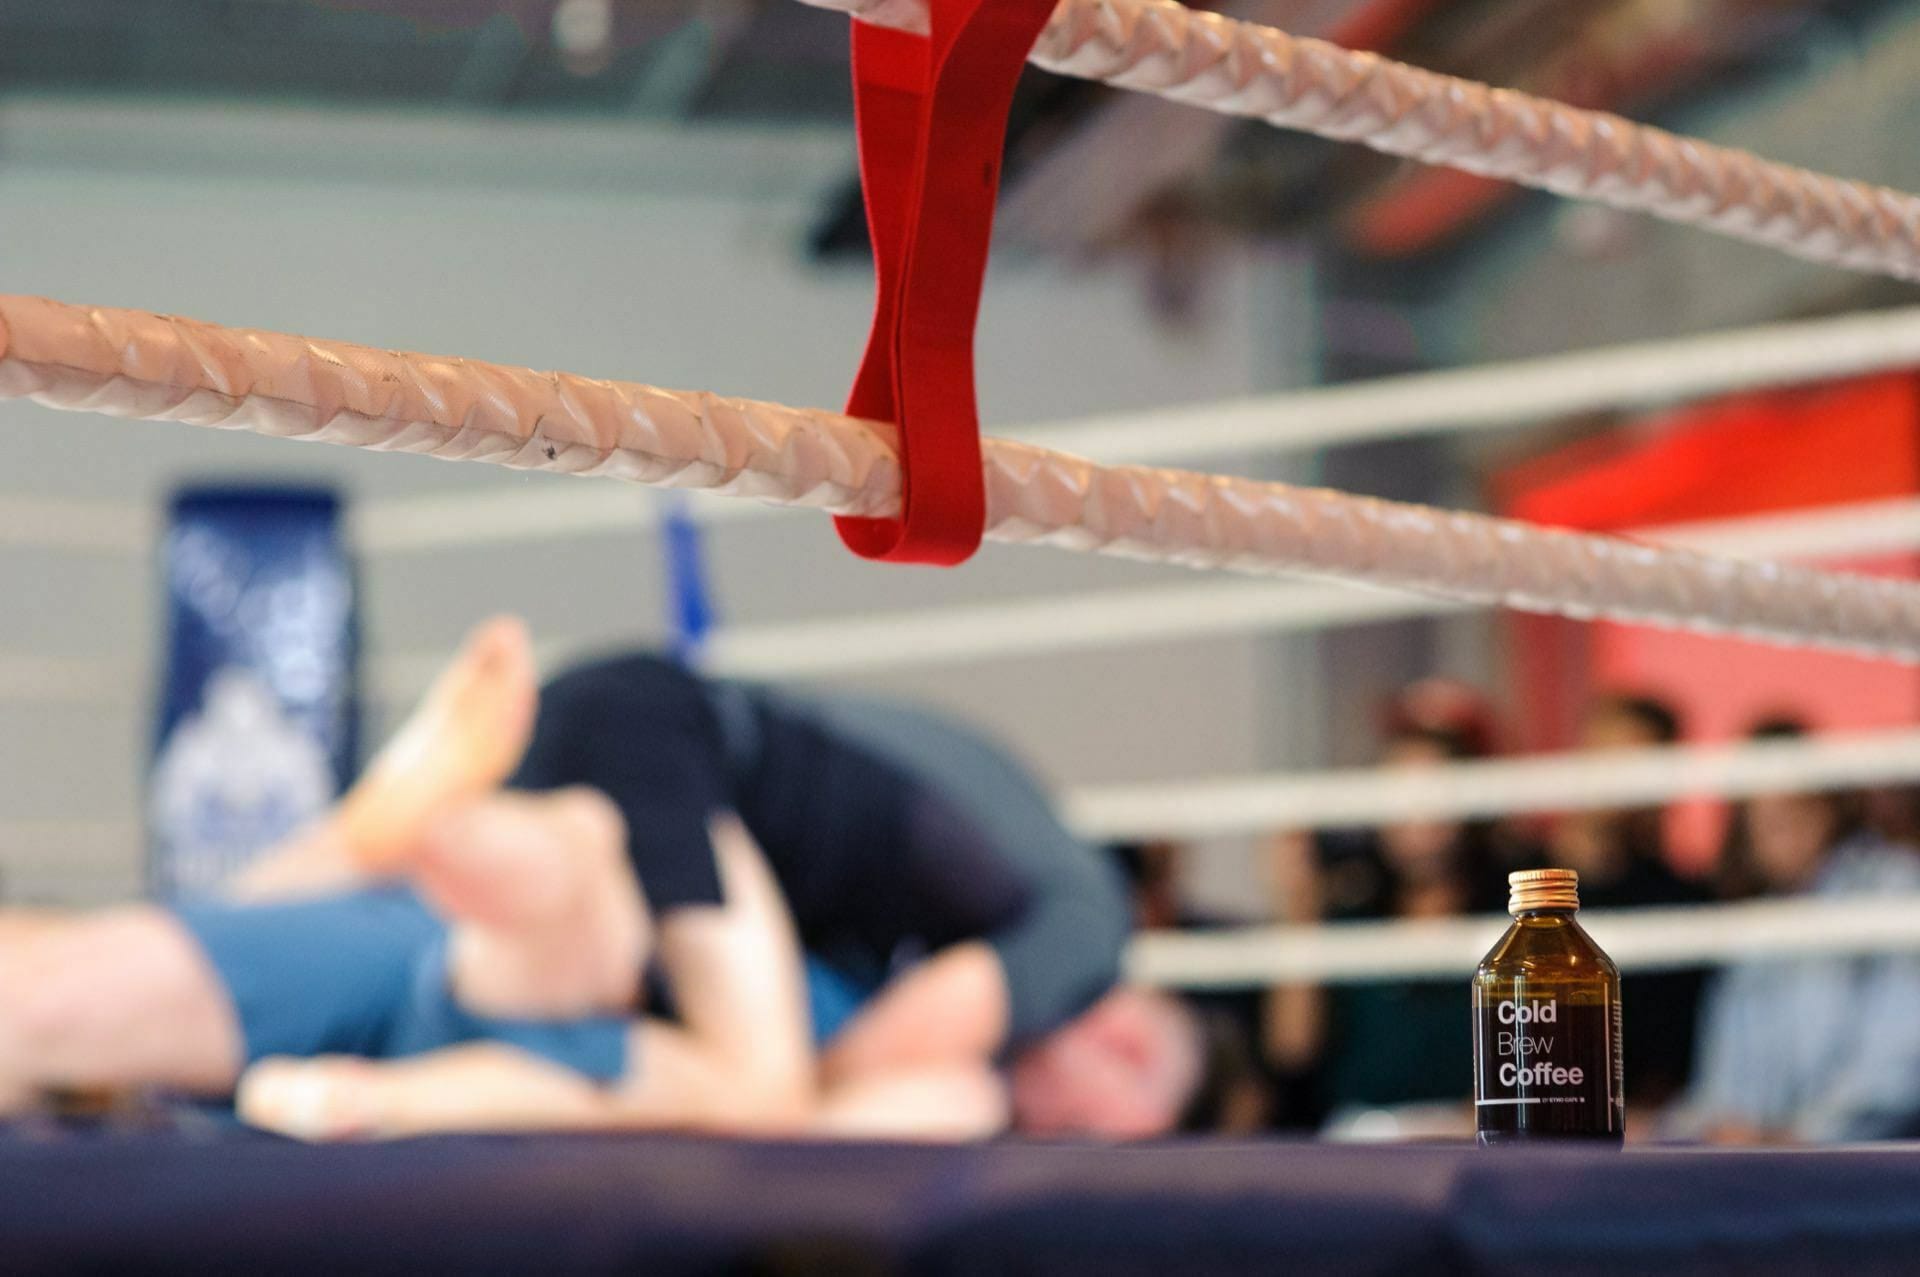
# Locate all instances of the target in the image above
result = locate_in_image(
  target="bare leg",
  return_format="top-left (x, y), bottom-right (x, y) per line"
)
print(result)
top-left (0, 907), bottom-right (243, 1105)
top-left (0, 618), bottom-right (541, 1114)
top-left (333, 615), bottom-right (540, 875)
top-left (226, 615), bottom-right (541, 901)
top-left (221, 820), bottom-right (362, 904)
top-left (237, 1047), bottom-right (1010, 1144)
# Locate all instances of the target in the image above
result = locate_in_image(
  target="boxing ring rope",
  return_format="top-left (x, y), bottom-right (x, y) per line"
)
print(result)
top-left (9, 495), bottom-right (1916, 709)
top-left (1029, 310), bottom-right (1920, 470)
top-left (683, 496), bottom-right (1920, 677)
top-left (9, 296), bottom-right (1920, 662)
top-left (803, 0), bottom-right (1920, 282)
top-left (330, 304), bottom-right (1920, 542)
top-left (1067, 722), bottom-right (1920, 840)
top-left (356, 496), bottom-right (1920, 690)
top-left (12, 304), bottom-right (1920, 557)
top-left (1128, 896), bottom-right (1920, 988)
top-left (11, 718), bottom-right (1920, 858)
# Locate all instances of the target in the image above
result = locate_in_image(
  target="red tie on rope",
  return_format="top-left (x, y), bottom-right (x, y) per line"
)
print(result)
top-left (833, 0), bottom-right (1056, 566)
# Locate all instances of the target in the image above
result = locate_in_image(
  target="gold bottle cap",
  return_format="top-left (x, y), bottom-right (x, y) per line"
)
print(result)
top-left (1508, 868), bottom-right (1579, 915)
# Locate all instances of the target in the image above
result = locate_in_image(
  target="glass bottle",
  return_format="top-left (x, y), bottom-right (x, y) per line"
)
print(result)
top-left (1473, 868), bottom-right (1623, 1146)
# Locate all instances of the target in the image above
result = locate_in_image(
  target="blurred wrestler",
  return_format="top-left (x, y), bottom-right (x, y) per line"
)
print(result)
top-left (0, 620), bottom-right (1205, 1142)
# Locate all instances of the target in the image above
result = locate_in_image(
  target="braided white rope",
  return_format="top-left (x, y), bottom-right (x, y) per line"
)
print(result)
top-left (14, 488), bottom-right (1919, 706)
top-left (265, 496), bottom-right (1920, 689)
top-left (7, 295), bottom-right (1920, 660)
top-left (1070, 724), bottom-right (1920, 841)
top-left (1130, 896), bottom-right (1920, 988)
top-left (801, 0), bottom-right (1920, 281)
top-left (10, 495), bottom-right (1920, 708)
top-left (10, 304), bottom-right (1920, 557)
top-left (336, 304), bottom-right (1920, 548)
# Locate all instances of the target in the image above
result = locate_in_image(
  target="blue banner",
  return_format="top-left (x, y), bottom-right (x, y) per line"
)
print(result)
top-left (662, 497), bottom-right (716, 664)
top-left (149, 487), bottom-right (358, 900)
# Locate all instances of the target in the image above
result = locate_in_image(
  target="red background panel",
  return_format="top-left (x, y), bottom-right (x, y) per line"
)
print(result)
top-left (1496, 375), bottom-right (1920, 867)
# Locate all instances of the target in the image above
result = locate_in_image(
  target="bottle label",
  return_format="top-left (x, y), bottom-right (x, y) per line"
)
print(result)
top-left (1473, 992), bottom-right (1620, 1137)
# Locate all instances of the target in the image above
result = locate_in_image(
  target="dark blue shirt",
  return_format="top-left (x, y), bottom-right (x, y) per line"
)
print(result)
top-left (511, 654), bottom-right (1128, 1045)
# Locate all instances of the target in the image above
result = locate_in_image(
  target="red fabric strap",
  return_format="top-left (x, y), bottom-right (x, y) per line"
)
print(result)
top-left (834, 0), bottom-right (1055, 566)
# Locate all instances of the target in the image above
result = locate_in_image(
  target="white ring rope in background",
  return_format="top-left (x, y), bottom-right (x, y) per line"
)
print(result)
top-left (0, 806), bottom-right (1914, 988)
top-left (9, 304), bottom-right (1920, 558)
top-left (1034, 307), bottom-right (1920, 470)
top-left (1067, 723), bottom-right (1920, 841)
top-left (1128, 896), bottom-right (1920, 988)
top-left (802, 0), bottom-right (1920, 282)
top-left (10, 494), bottom-right (1920, 709)
top-left (15, 713), bottom-right (1920, 860)
top-left (700, 496), bottom-right (1920, 680)
top-left (9, 297), bottom-right (1920, 662)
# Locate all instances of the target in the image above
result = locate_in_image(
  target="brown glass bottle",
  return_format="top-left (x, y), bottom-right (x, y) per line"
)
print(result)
top-left (1473, 869), bottom-right (1623, 1146)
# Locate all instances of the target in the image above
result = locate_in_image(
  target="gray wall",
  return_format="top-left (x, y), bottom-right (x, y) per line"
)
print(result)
top-left (0, 99), bottom-right (1314, 905)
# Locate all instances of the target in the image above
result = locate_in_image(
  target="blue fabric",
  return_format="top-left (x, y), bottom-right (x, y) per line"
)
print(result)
top-left (383, 937), bottom-right (632, 1083)
top-left (175, 890), bottom-right (872, 1083)
top-left (174, 887), bottom-right (443, 1063)
top-left (1674, 835), bottom-right (1920, 1142)
top-left (175, 888), bottom-right (630, 1081)
top-left (661, 497), bottom-right (716, 663)
top-left (805, 957), bottom-right (875, 1043)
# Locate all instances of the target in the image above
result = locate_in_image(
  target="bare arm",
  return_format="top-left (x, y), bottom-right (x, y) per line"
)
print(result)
top-left (819, 941), bottom-right (1012, 1085)
top-left (606, 815), bottom-right (815, 1130)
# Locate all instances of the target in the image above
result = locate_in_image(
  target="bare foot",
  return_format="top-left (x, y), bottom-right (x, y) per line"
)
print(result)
top-left (237, 1047), bottom-right (606, 1141)
top-left (236, 1055), bottom-right (384, 1141)
top-left (336, 616), bottom-right (539, 873)
top-left (811, 1066), bottom-right (1008, 1142)
top-left (413, 789), bottom-right (650, 1020)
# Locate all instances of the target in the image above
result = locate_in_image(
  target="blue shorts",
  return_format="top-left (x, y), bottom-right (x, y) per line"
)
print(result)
top-left (174, 887), bottom-right (875, 1084)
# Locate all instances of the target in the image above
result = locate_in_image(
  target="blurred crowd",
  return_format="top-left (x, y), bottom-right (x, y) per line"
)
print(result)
top-left (1117, 685), bottom-right (1920, 1144)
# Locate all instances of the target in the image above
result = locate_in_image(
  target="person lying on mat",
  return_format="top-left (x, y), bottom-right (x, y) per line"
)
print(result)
top-left (0, 619), bottom-right (1208, 1141)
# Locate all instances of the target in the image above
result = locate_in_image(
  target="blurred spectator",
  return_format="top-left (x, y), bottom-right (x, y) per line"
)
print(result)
top-left (1264, 716), bottom-right (1506, 1129)
top-left (1106, 841), bottom-right (1273, 1133)
top-left (1383, 678), bottom-right (1499, 759)
top-left (1546, 692), bottom-right (1709, 1106)
top-left (1548, 694), bottom-right (1699, 906)
top-left (1861, 783), bottom-right (1920, 849)
top-left (1673, 718), bottom-right (1920, 1143)
top-left (1108, 839), bottom-right (1184, 931)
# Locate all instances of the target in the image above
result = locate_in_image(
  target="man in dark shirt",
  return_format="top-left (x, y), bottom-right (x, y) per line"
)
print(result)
top-left (1545, 693), bottom-right (1710, 1105)
top-left (0, 620), bottom-right (1170, 1141)
top-left (516, 651), bottom-right (1130, 1056)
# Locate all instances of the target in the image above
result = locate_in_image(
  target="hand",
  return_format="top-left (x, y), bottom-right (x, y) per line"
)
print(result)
top-left (820, 943), bottom-right (1011, 1087)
